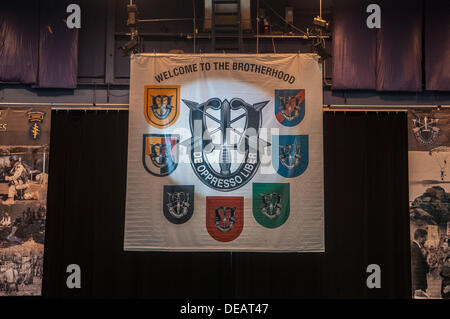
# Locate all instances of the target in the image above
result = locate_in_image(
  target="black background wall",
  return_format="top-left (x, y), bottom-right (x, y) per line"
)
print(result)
top-left (42, 110), bottom-right (411, 298)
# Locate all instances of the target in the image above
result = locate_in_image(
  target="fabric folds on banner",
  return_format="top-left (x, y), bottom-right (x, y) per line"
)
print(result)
top-left (124, 54), bottom-right (324, 252)
top-left (408, 110), bottom-right (450, 299)
top-left (0, 107), bottom-right (50, 296)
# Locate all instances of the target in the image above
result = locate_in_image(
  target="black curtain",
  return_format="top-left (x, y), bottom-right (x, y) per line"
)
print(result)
top-left (43, 110), bottom-right (411, 298)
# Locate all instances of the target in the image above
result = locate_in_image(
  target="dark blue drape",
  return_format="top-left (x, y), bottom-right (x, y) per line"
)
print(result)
top-left (376, 0), bottom-right (422, 91)
top-left (332, 0), bottom-right (442, 92)
top-left (332, 0), bottom-right (377, 90)
top-left (0, 0), bottom-right (78, 88)
top-left (37, 0), bottom-right (78, 88)
top-left (425, 1), bottom-right (450, 91)
top-left (0, 2), bottom-right (39, 84)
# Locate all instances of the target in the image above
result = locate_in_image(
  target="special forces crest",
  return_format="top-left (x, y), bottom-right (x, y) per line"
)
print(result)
top-left (253, 183), bottom-right (290, 228)
top-left (163, 185), bottom-right (194, 224)
top-left (272, 135), bottom-right (309, 178)
top-left (260, 193), bottom-right (282, 219)
top-left (411, 112), bottom-right (440, 146)
top-left (274, 89), bottom-right (305, 127)
top-left (27, 111), bottom-right (46, 140)
top-left (144, 86), bottom-right (180, 128)
top-left (142, 134), bottom-right (179, 176)
top-left (182, 97), bottom-right (270, 192)
top-left (206, 196), bottom-right (243, 242)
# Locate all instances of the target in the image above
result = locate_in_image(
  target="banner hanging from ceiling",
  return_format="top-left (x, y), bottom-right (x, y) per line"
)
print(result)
top-left (408, 110), bottom-right (450, 299)
top-left (124, 54), bottom-right (324, 252)
top-left (0, 107), bottom-right (50, 296)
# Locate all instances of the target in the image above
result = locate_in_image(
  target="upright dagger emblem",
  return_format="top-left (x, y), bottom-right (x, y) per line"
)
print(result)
top-left (272, 135), bottom-right (309, 178)
top-left (253, 183), bottom-right (290, 229)
top-left (182, 98), bottom-right (270, 191)
top-left (206, 196), bottom-right (244, 242)
top-left (410, 111), bottom-right (440, 146)
top-left (279, 145), bottom-right (301, 169)
top-left (214, 206), bottom-right (236, 232)
top-left (260, 193), bottom-right (282, 219)
top-left (142, 134), bottom-right (179, 176)
top-left (275, 89), bottom-right (305, 127)
top-left (163, 185), bottom-right (194, 224)
top-left (144, 86), bottom-right (180, 128)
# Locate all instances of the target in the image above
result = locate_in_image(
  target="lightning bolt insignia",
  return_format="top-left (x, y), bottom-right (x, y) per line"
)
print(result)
top-left (31, 123), bottom-right (40, 140)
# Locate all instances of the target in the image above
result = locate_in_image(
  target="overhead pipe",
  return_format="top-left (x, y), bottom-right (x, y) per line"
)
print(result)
top-left (2, 102), bottom-right (448, 112)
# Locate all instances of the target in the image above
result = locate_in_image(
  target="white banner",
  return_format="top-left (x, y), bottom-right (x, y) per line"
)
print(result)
top-left (124, 54), bottom-right (324, 251)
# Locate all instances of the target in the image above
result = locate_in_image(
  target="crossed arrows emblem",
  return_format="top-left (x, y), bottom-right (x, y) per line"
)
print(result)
top-left (182, 98), bottom-right (270, 178)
